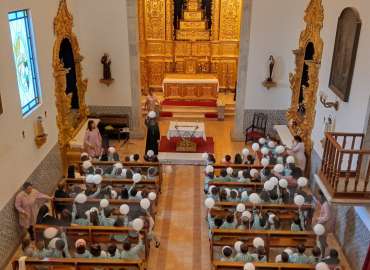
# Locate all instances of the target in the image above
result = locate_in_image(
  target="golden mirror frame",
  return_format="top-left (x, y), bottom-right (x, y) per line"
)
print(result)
top-left (287, 0), bottom-right (324, 156)
top-left (53, 0), bottom-right (89, 171)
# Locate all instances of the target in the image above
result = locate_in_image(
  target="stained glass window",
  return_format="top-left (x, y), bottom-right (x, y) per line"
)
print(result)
top-left (8, 10), bottom-right (41, 116)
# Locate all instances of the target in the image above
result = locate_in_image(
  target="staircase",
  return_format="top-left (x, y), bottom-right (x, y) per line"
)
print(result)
top-left (176, 0), bottom-right (210, 41)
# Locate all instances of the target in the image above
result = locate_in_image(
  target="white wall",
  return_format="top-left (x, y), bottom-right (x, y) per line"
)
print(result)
top-left (312, 0), bottom-right (370, 156)
top-left (71, 0), bottom-right (132, 107)
top-left (244, 0), bottom-right (308, 110)
top-left (0, 0), bottom-right (60, 208)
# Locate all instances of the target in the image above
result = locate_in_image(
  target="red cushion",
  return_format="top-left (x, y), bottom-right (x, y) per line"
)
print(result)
top-left (205, 112), bottom-right (218, 118)
top-left (246, 130), bottom-right (264, 140)
top-left (160, 112), bottom-right (173, 117)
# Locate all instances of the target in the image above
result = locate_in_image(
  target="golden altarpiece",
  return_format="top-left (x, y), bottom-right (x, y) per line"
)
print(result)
top-left (287, 0), bottom-right (324, 163)
top-left (53, 0), bottom-right (89, 172)
top-left (138, 0), bottom-right (242, 93)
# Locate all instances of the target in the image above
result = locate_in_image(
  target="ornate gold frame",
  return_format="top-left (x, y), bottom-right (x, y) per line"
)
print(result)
top-left (287, 0), bottom-right (324, 155)
top-left (53, 0), bottom-right (89, 172)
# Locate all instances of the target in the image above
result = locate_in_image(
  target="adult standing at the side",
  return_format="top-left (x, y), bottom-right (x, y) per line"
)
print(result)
top-left (145, 111), bottom-right (161, 155)
top-left (15, 182), bottom-right (51, 240)
top-left (287, 135), bottom-right (306, 172)
top-left (314, 190), bottom-right (331, 256)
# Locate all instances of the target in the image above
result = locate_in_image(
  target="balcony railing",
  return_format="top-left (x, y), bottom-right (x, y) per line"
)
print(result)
top-left (319, 132), bottom-right (370, 201)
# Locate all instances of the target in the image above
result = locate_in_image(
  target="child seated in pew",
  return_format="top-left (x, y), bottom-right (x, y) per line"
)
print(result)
top-left (204, 171), bottom-right (215, 192)
top-left (291, 214), bottom-right (304, 231)
top-left (237, 215), bottom-right (250, 230)
top-left (120, 187), bottom-right (130, 200)
top-left (72, 204), bottom-right (100, 226)
top-left (99, 207), bottom-right (116, 226)
top-left (290, 244), bottom-right (309, 264)
top-left (252, 246), bottom-right (267, 262)
top-left (121, 234), bottom-right (145, 259)
top-left (220, 246), bottom-right (234, 262)
top-left (244, 155), bottom-right (255, 165)
top-left (221, 213), bottom-right (237, 229)
top-left (238, 170), bottom-right (251, 183)
top-left (234, 244), bottom-right (254, 263)
top-left (147, 167), bottom-right (158, 180)
top-left (266, 213), bottom-right (280, 230)
top-left (222, 155), bottom-right (232, 165)
top-left (111, 218), bottom-right (129, 242)
top-left (251, 209), bottom-right (267, 230)
top-left (90, 243), bottom-right (107, 258)
top-left (207, 186), bottom-right (220, 201)
top-left (228, 190), bottom-right (239, 202)
top-left (107, 243), bottom-right (121, 259)
top-left (308, 246), bottom-right (322, 264)
top-left (234, 153), bottom-right (243, 164)
top-left (74, 239), bottom-right (92, 258)
top-left (322, 249), bottom-right (340, 266)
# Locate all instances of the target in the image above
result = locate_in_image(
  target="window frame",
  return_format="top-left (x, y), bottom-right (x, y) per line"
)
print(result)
top-left (8, 9), bottom-right (42, 117)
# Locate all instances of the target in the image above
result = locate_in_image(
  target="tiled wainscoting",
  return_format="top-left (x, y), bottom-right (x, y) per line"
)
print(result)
top-left (0, 144), bottom-right (63, 269)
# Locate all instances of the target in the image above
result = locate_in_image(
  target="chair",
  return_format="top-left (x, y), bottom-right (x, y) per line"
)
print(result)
top-left (245, 113), bottom-right (268, 143)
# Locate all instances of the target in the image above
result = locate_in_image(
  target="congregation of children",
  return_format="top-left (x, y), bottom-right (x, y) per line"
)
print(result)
top-left (203, 137), bottom-right (341, 270)
top-left (17, 148), bottom-right (161, 267)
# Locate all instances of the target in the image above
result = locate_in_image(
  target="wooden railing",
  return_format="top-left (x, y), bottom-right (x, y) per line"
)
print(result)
top-left (320, 132), bottom-right (370, 200)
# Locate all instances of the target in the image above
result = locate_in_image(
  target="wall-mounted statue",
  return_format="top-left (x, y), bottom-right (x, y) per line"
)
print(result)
top-left (100, 53), bottom-right (114, 86)
top-left (262, 55), bottom-right (277, 89)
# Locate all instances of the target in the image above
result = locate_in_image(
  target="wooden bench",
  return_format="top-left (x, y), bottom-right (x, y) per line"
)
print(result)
top-left (213, 261), bottom-right (315, 270)
top-left (208, 181), bottom-right (264, 193)
top-left (213, 202), bottom-right (313, 226)
top-left (12, 258), bottom-right (144, 270)
top-left (52, 198), bottom-right (156, 218)
top-left (77, 161), bottom-right (163, 191)
top-left (34, 224), bottom-right (150, 260)
top-left (210, 229), bottom-right (316, 261)
top-left (64, 177), bottom-right (160, 195)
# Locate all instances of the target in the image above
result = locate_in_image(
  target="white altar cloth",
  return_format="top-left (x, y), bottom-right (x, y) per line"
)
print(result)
top-left (167, 121), bottom-right (206, 141)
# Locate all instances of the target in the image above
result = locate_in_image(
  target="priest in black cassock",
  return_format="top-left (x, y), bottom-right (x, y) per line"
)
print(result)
top-left (145, 111), bottom-right (161, 155)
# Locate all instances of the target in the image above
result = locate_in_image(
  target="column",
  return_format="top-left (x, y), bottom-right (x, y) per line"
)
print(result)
top-left (231, 0), bottom-right (252, 141)
top-left (126, 0), bottom-right (145, 138)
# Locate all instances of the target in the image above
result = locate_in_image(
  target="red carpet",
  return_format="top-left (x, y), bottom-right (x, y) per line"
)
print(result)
top-left (205, 112), bottom-right (218, 118)
top-left (160, 111), bottom-right (173, 117)
top-left (161, 99), bottom-right (217, 107)
top-left (159, 136), bottom-right (214, 153)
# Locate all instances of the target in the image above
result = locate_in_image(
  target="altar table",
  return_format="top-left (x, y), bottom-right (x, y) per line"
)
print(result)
top-left (167, 121), bottom-right (206, 141)
top-left (162, 73), bottom-right (219, 100)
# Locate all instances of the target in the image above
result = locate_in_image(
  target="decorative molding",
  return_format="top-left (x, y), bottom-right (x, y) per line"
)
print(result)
top-left (286, 0), bottom-right (324, 156)
top-left (0, 144), bottom-right (62, 269)
top-left (53, 0), bottom-right (89, 172)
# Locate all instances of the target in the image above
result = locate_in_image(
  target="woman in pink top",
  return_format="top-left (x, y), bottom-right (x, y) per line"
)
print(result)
top-left (84, 120), bottom-right (102, 158)
top-left (15, 182), bottom-right (50, 240)
top-left (287, 135), bottom-right (307, 172)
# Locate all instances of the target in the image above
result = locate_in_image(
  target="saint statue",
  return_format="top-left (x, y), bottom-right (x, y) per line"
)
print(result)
top-left (268, 55), bottom-right (275, 82)
top-left (101, 53), bottom-right (112, 80)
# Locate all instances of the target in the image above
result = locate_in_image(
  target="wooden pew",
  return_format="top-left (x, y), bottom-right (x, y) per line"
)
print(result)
top-left (211, 229), bottom-right (316, 261)
top-left (213, 202), bottom-right (313, 226)
top-left (51, 198), bottom-right (156, 219)
top-left (208, 181), bottom-right (264, 193)
top-left (12, 258), bottom-right (144, 270)
top-left (78, 161), bottom-right (163, 192)
top-left (213, 261), bottom-right (315, 270)
top-left (34, 224), bottom-right (150, 260)
top-left (64, 177), bottom-right (160, 195)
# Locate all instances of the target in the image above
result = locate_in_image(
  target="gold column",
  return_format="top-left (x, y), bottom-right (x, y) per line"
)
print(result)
top-left (211, 0), bottom-right (220, 40)
top-left (165, 0), bottom-right (173, 40)
top-left (219, 0), bottom-right (242, 40)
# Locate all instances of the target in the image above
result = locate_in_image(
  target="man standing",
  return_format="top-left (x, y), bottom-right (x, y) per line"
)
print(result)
top-left (145, 111), bottom-right (161, 155)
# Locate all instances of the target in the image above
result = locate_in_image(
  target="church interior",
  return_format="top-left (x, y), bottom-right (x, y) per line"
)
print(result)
top-left (1, 0), bottom-right (370, 270)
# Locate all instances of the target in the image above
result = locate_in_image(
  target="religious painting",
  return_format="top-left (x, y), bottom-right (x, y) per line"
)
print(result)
top-left (329, 8), bottom-right (361, 102)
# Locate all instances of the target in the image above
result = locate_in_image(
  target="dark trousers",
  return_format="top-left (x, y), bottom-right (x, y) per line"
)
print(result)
top-left (27, 226), bottom-right (34, 240)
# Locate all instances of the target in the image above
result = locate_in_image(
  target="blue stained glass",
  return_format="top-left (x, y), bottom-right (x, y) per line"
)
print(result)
top-left (8, 9), bottom-right (41, 116)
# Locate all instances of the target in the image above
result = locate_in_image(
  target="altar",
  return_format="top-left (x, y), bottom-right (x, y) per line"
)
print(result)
top-left (162, 73), bottom-right (219, 100)
top-left (158, 121), bottom-right (214, 164)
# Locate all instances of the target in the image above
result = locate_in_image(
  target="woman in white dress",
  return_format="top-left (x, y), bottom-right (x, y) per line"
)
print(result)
top-left (287, 135), bottom-right (306, 172)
